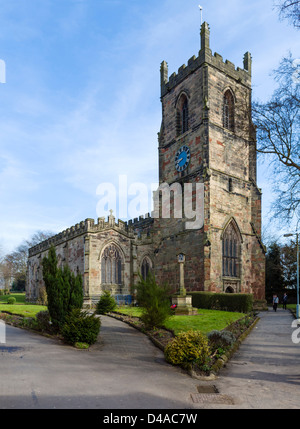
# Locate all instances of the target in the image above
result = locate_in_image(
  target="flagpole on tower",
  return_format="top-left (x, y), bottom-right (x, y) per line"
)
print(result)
top-left (199, 5), bottom-right (203, 25)
top-left (198, 5), bottom-right (203, 50)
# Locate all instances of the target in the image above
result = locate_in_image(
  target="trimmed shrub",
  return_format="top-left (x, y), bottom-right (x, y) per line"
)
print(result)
top-left (190, 292), bottom-right (253, 313)
top-left (62, 309), bottom-right (101, 346)
top-left (136, 272), bottom-right (172, 330)
top-left (7, 296), bottom-right (16, 305)
top-left (164, 330), bottom-right (210, 370)
top-left (207, 330), bottom-right (236, 352)
top-left (96, 291), bottom-right (117, 315)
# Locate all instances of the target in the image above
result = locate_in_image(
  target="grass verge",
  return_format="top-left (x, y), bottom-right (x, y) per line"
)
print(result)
top-left (0, 293), bottom-right (46, 318)
top-left (0, 292), bottom-right (26, 303)
top-left (114, 306), bottom-right (245, 334)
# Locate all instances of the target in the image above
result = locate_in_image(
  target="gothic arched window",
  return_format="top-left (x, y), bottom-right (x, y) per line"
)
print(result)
top-left (101, 244), bottom-right (122, 285)
top-left (223, 90), bottom-right (235, 131)
top-left (176, 94), bottom-right (189, 136)
top-left (222, 222), bottom-right (241, 278)
top-left (141, 257), bottom-right (152, 281)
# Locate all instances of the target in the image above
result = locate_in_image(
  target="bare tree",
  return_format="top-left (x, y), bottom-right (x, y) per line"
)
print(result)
top-left (1, 230), bottom-right (54, 291)
top-left (252, 54), bottom-right (300, 224)
top-left (275, 0), bottom-right (300, 28)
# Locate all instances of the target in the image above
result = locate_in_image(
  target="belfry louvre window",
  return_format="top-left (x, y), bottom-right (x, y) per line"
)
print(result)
top-left (222, 223), bottom-right (240, 278)
top-left (223, 90), bottom-right (235, 131)
top-left (176, 94), bottom-right (189, 136)
top-left (101, 245), bottom-right (122, 284)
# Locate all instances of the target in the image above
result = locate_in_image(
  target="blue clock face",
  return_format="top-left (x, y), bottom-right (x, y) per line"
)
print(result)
top-left (175, 146), bottom-right (191, 172)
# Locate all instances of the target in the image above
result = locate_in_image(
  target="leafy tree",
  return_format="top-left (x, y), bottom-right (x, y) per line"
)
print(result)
top-left (265, 242), bottom-right (285, 292)
top-left (11, 277), bottom-right (26, 292)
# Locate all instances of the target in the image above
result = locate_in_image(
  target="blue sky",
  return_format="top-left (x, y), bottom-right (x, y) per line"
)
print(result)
top-left (0, 0), bottom-right (298, 253)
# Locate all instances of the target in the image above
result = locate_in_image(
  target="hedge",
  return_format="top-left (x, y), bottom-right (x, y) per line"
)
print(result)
top-left (189, 292), bottom-right (253, 313)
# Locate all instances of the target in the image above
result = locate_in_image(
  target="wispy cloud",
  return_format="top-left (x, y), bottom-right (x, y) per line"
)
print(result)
top-left (0, 0), bottom-right (297, 252)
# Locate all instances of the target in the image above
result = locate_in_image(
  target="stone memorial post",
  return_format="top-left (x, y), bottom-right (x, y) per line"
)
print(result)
top-left (178, 253), bottom-right (186, 297)
top-left (171, 253), bottom-right (197, 315)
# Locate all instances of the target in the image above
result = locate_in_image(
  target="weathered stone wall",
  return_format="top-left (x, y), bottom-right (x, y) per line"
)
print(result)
top-left (27, 234), bottom-right (86, 301)
top-left (156, 21), bottom-right (265, 300)
top-left (26, 214), bottom-right (154, 304)
top-left (153, 222), bottom-right (205, 293)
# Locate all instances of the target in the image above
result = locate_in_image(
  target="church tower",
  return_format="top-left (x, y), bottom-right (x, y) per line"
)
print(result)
top-left (153, 22), bottom-right (265, 300)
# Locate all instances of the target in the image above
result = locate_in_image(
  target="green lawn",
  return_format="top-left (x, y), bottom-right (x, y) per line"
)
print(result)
top-left (0, 292), bottom-right (47, 318)
top-left (0, 292), bottom-right (26, 303)
top-left (115, 306), bottom-right (245, 334)
top-left (0, 294), bottom-right (245, 332)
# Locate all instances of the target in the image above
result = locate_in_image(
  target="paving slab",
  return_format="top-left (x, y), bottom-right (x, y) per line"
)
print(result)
top-left (200, 307), bottom-right (300, 409)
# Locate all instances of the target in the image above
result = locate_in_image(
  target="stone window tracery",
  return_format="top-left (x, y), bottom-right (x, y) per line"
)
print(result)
top-left (101, 245), bottom-right (122, 285)
top-left (222, 222), bottom-right (241, 278)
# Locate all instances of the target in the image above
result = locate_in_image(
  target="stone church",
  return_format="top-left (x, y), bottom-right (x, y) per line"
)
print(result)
top-left (26, 22), bottom-right (266, 305)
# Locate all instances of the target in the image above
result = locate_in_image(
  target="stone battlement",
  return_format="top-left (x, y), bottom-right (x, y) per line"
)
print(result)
top-left (28, 212), bottom-right (154, 257)
top-left (126, 212), bottom-right (152, 227)
top-left (161, 22), bottom-right (252, 97)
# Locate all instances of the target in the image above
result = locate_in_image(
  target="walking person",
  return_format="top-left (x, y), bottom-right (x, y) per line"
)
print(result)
top-left (273, 294), bottom-right (279, 312)
top-left (282, 293), bottom-right (288, 310)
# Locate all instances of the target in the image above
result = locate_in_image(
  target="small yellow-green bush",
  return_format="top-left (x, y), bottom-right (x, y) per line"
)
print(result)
top-left (164, 330), bottom-right (210, 369)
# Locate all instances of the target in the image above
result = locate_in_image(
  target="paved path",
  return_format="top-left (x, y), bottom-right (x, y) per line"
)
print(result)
top-left (0, 316), bottom-right (199, 409)
top-left (0, 308), bottom-right (300, 409)
top-left (204, 307), bottom-right (300, 409)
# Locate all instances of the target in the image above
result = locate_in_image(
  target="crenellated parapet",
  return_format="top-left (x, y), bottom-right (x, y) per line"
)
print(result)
top-left (29, 219), bottom-right (90, 257)
top-left (161, 21), bottom-right (252, 98)
top-left (28, 212), bottom-right (154, 257)
top-left (125, 213), bottom-right (153, 244)
top-left (126, 213), bottom-right (152, 229)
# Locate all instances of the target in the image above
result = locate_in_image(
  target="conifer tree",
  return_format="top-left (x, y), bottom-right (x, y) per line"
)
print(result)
top-left (42, 246), bottom-right (61, 329)
top-left (42, 246), bottom-right (83, 330)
